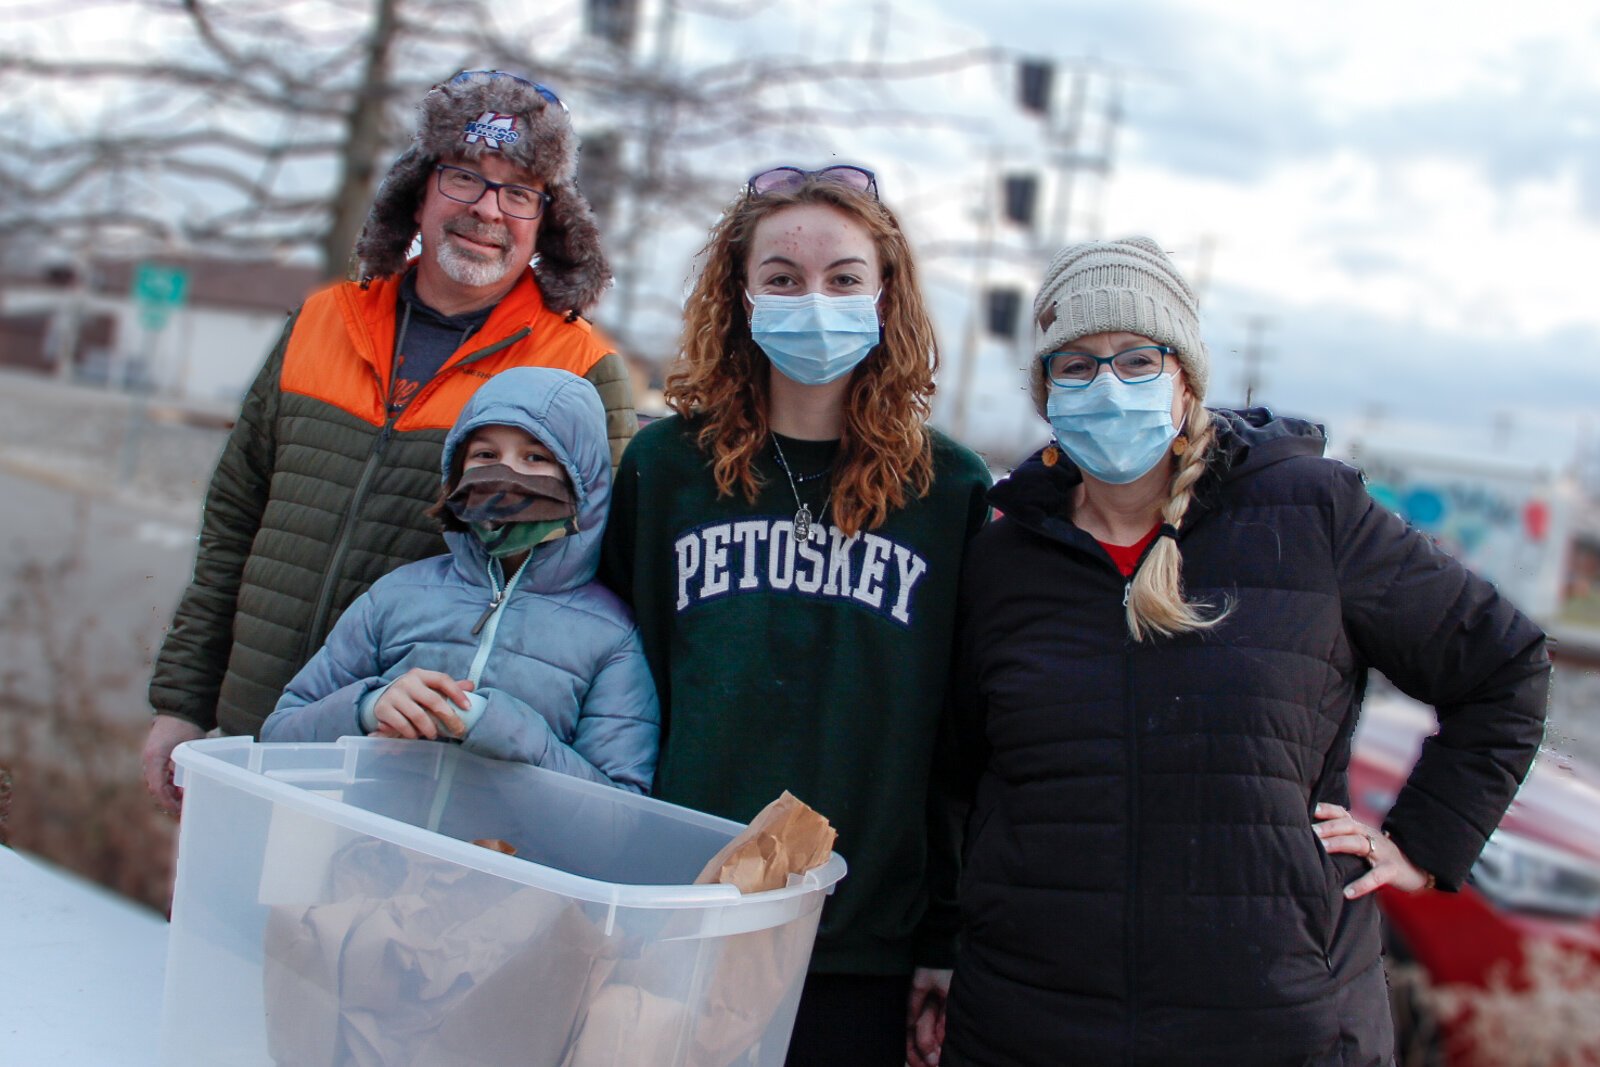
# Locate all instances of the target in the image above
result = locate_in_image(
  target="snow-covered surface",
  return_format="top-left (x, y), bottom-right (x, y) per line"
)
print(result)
top-left (0, 845), bottom-right (166, 1066)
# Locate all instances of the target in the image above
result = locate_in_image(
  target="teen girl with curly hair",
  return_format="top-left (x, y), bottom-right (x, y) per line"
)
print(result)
top-left (602, 165), bottom-right (991, 1065)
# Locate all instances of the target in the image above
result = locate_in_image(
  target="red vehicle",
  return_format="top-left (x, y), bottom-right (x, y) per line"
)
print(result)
top-left (1350, 693), bottom-right (1600, 1066)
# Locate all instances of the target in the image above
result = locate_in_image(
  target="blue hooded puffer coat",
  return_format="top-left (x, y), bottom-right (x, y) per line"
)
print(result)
top-left (261, 367), bottom-right (659, 793)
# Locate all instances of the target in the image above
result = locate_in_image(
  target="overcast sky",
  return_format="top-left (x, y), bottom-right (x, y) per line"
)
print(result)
top-left (898, 0), bottom-right (1600, 470)
top-left (669, 0), bottom-right (1600, 472)
top-left (12, 0), bottom-right (1597, 474)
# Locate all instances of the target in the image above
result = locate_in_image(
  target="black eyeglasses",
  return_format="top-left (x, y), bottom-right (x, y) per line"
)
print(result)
top-left (435, 164), bottom-right (551, 220)
top-left (1041, 345), bottom-right (1174, 388)
top-left (445, 70), bottom-right (566, 113)
top-left (747, 165), bottom-right (879, 200)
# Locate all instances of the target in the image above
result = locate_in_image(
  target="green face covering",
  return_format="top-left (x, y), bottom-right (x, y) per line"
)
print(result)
top-left (469, 515), bottom-right (578, 558)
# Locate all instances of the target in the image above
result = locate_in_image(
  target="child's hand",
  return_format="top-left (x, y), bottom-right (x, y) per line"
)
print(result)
top-left (370, 669), bottom-right (476, 740)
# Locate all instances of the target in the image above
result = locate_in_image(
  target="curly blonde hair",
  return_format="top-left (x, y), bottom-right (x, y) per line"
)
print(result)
top-left (663, 178), bottom-right (936, 536)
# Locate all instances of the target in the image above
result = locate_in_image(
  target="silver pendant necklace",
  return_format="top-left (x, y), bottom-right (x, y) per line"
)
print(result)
top-left (771, 436), bottom-right (832, 541)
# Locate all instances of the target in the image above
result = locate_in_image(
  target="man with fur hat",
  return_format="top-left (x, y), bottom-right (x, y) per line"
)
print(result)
top-left (142, 71), bottom-right (636, 812)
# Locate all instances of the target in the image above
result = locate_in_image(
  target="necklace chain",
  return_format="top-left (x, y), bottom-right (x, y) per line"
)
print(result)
top-left (791, 465), bottom-right (830, 484)
top-left (771, 436), bottom-right (833, 542)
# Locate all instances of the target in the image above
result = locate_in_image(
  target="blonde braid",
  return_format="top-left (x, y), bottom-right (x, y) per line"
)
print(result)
top-left (1125, 399), bottom-right (1230, 641)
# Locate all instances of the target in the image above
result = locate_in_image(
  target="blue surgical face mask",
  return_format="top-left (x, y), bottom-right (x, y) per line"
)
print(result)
top-left (746, 291), bottom-right (881, 386)
top-left (1045, 371), bottom-right (1179, 485)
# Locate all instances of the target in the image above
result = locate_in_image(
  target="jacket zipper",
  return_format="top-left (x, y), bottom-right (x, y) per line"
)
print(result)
top-left (1116, 538), bottom-right (1153, 1065)
top-left (298, 326), bottom-right (534, 662)
top-left (467, 555), bottom-right (531, 685)
top-left (1115, 522), bottom-right (1186, 1059)
top-left (1122, 648), bottom-right (1139, 1064)
top-left (300, 376), bottom-right (400, 662)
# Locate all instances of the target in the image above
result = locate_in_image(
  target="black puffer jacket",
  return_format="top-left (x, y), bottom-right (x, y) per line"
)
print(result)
top-left (942, 410), bottom-right (1549, 1067)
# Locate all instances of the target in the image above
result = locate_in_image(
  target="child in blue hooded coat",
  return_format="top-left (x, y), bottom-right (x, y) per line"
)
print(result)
top-left (261, 367), bottom-right (659, 794)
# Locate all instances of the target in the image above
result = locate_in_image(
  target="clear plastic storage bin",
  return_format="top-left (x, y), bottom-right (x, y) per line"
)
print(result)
top-left (161, 737), bottom-right (846, 1067)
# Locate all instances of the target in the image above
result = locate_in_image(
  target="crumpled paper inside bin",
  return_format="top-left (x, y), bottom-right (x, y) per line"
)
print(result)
top-left (264, 838), bottom-right (616, 1067)
top-left (262, 792), bottom-right (835, 1067)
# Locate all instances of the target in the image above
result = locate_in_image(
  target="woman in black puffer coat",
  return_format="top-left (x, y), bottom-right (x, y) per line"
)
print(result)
top-left (911, 238), bottom-right (1549, 1067)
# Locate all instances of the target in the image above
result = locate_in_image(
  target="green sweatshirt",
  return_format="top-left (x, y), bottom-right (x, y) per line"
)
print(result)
top-left (601, 415), bottom-right (990, 975)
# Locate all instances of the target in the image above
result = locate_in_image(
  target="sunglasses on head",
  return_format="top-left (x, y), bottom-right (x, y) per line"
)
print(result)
top-left (746, 165), bottom-right (879, 200)
top-left (445, 70), bottom-right (566, 112)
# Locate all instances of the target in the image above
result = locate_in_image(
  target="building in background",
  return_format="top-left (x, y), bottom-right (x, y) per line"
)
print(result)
top-left (0, 257), bottom-right (319, 401)
top-left (1355, 446), bottom-right (1574, 623)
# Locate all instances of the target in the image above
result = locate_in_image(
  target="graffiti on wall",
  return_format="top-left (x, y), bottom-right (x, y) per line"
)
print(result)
top-left (1362, 453), bottom-right (1567, 621)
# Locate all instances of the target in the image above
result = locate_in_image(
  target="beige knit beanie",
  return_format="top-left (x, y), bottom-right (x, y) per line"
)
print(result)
top-left (1030, 236), bottom-right (1208, 411)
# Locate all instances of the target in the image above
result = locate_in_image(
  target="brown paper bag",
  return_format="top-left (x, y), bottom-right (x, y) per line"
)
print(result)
top-left (565, 793), bottom-right (837, 1067)
top-left (693, 791), bottom-right (837, 894)
top-left (562, 984), bottom-right (692, 1067)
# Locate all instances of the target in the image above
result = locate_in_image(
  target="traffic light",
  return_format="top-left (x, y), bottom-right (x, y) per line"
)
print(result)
top-left (986, 287), bottom-right (1023, 339)
top-left (585, 0), bottom-right (638, 50)
top-left (1003, 174), bottom-right (1039, 228)
top-left (1018, 60), bottom-right (1054, 115)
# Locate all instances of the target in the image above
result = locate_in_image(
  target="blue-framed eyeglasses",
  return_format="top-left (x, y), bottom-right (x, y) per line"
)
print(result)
top-left (435, 164), bottom-right (552, 220)
top-left (1041, 345), bottom-right (1174, 388)
top-left (747, 165), bottom-right (879, 200)
top-left (445, 70), bottom-right (566, 112)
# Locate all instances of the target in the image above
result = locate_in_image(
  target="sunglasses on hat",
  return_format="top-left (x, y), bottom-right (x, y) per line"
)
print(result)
top-left (444, 70), bottom-right (567, 113)
top-left (746, 165), bottom-right (878, 200)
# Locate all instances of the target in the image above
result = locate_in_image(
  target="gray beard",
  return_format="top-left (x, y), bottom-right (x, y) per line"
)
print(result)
top-left (435, 235), bottom-right (514, 289)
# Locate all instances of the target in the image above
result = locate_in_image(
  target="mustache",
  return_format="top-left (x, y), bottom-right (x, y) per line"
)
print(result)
top-left (444, 219), bottom-right (510, 249)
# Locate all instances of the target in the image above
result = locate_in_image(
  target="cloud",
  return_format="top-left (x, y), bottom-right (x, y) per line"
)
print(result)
top-left (959, 284), bottom-right (1599, 472)
top-left (932, 0), bottom-right (1600, 211)
top-left (1164, 282), bottom-right (1595, 467)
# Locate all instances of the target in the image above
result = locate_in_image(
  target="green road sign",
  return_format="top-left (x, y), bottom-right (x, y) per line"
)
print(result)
top-left (132, 262), bottom-right (190, 330)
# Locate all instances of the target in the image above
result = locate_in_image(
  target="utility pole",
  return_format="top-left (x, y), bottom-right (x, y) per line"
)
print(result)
top-left (1191, 233), bottom-right (1217, 308)
top-left (951, 148), bottom-right (1000, 443)
top-left (1492, 411), bottom-right (1514, 452)
top-left (53, 249), bottom-right (89, 383)
top-left (1044, 60), bottom-right (1121, 248)
top-left (939, 56), bottom-right (1126, 453)
top-left (1080, 73), bottom-right (1121, 241)
top-left (610, 0), bottom-right (678, 349)
top-left (1047, 63), bottom-right (1087, 249)
top-left (1240, 314), bottom-right (1274, 408)
top-left (868, 0), bottom-right (890, 62)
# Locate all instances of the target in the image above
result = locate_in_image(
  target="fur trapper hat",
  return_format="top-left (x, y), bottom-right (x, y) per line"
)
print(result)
top-left (353, 70), bottom-right (611, 314)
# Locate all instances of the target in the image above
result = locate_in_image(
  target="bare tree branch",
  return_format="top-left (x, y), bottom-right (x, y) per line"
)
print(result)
top-left (0, 53), bottom-right (352, 118)
top-left (0, 132), bottom-right (347, 164)
top-left (0, 0), bottom-right (1018, 321)
top-left (321, 0), bottom-right (400, 275)
top-left (0, 211), bottom-right (174, 240)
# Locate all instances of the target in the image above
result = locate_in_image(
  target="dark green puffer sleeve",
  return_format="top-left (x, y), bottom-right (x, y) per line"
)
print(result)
top-left (582, 351), bottom-right (638, 472)
top-left (147, 315), bottom-right (294, 730)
